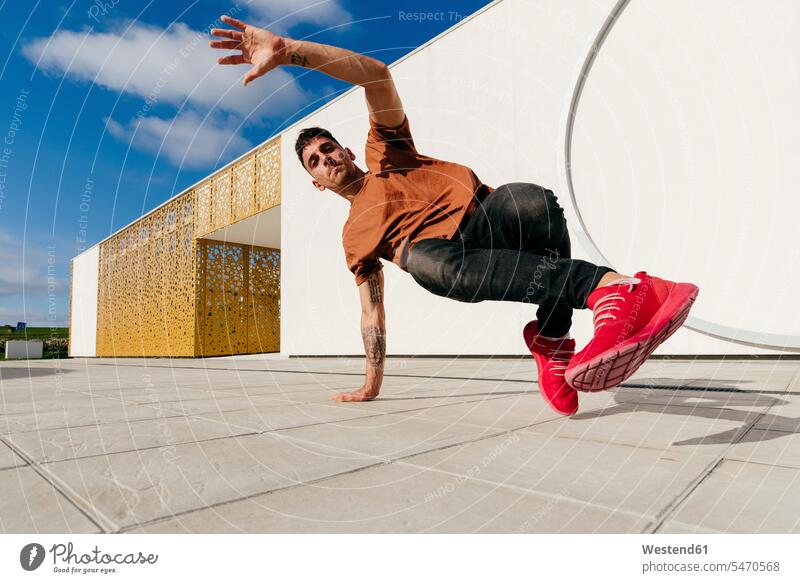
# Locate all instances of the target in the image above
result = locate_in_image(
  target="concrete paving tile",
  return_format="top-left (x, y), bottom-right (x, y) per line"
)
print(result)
top-left (81, 387), bottom-right (216, 403)
top-left (393, 393), bottom-right (564, 431)
top-left (0, 365), bottom-right (77, 384)
top-left (611, 387), bottom-right (781, 411)
top-left (787, 369), bottom-right (800, 393)
top-left (0, 466), bottom-right (101, 533)
top-left (0, 441), bottom-right (25, 469)
top-left (390, 379), bottom-right (532, 397)
top-left (526, 405), bottom-right (760, 453)
top-left (726, 428), bottom-right (800, 469)
top-left (151, 395), bottom-right (301, 415)
top-left (127, 463), bottom-right (651, 534)
top-left (753, 396), bottom-right (800, 432)
top-left (385, 363), bottom-right (532, 383)
top-left (392, 362), bottom-right (525, 375)
top-left (6, 415), bottom-right (258, 463)
top-left (42, 433), bottom-right (381, 530)
top-left (0, 392), bottom-right (125, 415)
top-left (277, 412), bottom-right (507, 461)
top-left (320, 392), bottom-right (516, 415)
top-left (207, 374), bottom-right (457, 396)
top-left (271, 381), bottom-right (518, 406)
top-left (625, 361), bottom-right (796, 392)
top-left (189, 402), bottom-right (382, 432)
top-left (2, 357), bottom-right (797, 534)
top-left (0, 403), bottom-right (174, 434)
top-left (400, 431), bottom-right (719, 519)
top-left (670, 460), bottom-right (800, 533)
top-left (657, 521), bottom-right (723, 534)
top-left (208, 382), bottom-right (350, 397)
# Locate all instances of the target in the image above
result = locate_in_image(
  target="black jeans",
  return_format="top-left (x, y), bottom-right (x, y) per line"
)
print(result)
top-left (406, 182), bottom-right (615, 337)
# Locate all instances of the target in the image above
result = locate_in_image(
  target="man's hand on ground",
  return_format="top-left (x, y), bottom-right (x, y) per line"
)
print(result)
top-left (210, 15), bottom-right (286, 86)
top-left (331, 386), bottom-right (380, 402)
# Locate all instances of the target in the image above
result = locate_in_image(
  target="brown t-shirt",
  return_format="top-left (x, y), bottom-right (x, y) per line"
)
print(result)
top-left (342, 115), bottom-right (493, 286)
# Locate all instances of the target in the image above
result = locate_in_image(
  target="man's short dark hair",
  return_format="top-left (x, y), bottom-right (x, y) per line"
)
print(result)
top-left (295, 127), bottom-right (341, 166)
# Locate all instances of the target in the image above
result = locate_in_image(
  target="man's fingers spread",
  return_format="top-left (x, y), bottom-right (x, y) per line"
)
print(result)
top-left (209, 40), bottom-right (241, 50)
top-left (218, 54), bottom-right (245, 65)
top-left (220, 14), bottom-right (248, 30)
top-left (209, 28), bottom-right (242, 40)
top-left (242, 65), bottom-right (262, 85)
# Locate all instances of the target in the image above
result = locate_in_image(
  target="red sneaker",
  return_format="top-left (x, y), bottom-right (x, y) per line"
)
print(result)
top-left (523, 320), bottom-right (578, 416)
top-left (565, 271), bottom-right (699, 392)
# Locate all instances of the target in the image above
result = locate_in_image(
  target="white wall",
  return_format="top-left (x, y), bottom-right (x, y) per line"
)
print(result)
top-left (569, 0), bottom-right (800, 354)
top-left (69, 245), bottom-right (99, 357)
top-left (278, 0), bottom-right (798, 355)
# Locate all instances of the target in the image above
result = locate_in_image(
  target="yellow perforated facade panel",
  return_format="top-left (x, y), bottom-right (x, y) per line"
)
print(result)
top-left (195, 240), bottom-right (280, 357)
top-left (247, 247), bottom-right (281, 353)
top-left (95, 136), bottom-right (281, 357)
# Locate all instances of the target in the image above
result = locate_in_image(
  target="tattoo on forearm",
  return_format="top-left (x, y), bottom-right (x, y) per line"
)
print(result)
top-left (290, 52), bottom-right (310, 67)
top-left (361, 325), bottom-right (386, 370)
top-left (367, 277), bottom-right (383, 304)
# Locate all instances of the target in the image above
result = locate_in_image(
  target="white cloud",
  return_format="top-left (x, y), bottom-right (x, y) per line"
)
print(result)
top-left (20, 4), bottom-right (351, 169)
top-left (22, 21), bottom-right (308, 119)
top-left (246, 0), bottom-right (351, 32)
top-left (106, 110), bottom-right (252, 169)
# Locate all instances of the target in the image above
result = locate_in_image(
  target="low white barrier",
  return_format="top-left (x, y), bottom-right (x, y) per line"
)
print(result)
top-left (4, 340), bottom-right (44, 359)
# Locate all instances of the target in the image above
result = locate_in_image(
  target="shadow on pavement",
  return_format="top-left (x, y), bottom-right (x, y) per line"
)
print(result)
top-left (0, 365), bottom-right (74, 381)
top-left (571, 386), bottom-right (795, 446)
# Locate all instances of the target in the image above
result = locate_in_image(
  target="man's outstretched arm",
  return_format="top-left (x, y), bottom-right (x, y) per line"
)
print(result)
top-left (332, 270), bottom-right (386, 403)
top-left (210, 15), bottom-right (405, 128)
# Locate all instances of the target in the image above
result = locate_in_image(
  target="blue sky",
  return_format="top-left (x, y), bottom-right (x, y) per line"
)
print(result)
top-left (0, 0), bottom-right (490, 327)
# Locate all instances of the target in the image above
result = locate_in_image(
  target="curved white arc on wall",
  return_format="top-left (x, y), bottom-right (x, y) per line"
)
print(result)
top-left (565, 0), bottom-right (800, 351)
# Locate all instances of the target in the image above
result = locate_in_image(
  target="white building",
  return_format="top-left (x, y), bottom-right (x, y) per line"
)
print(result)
top-left (70, 0), bottom-right (800, 358)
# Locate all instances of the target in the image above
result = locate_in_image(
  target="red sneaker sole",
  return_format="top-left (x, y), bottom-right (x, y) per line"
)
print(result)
top-left (522, 322), bottom-right (579, 416)
top-left (565, 283), bottom-right (699, 392)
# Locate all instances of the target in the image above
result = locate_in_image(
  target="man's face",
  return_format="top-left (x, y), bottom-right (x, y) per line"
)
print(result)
top-left (301, 136), bottom-right (357, 192)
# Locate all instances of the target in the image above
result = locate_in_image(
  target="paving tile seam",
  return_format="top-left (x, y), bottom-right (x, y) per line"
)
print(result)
top-left (6, 375), bottom-right (788, 396)
top-left (2, 399), bottom-right (769, 462)
top-left (649, 407), bottom-right (773, 533)
top-left (65, 389), bottom-right (280, 409)
top-left (393, 457), bottom-right (657, 526)
top-left (114, 427), bottom-right (569, 534)
top-left (88, 362), bottom-right (539, 384)
top-left (519, 430), bottom-right (742, 456)
top-left (7, 394), bottom-right (517, 463)
top-left (119, 450), bottom-right (656, 535)
top-left (114, 457), bottom-right (394, 533)
top-left (661, 520), bottom-right (725, 534)
top-left (617, 399), bottom-right (775, 413)
top-left (649, 458), bottom-right (727, 534)
top-left (784, 367), bottom-right (800, 392)
top-left (508, 403), bottom-right (755, 454)
top-left (0, 435), bottom-right (110, 533)
top-left (181, 394), bottom-right (515, 436)
top-left (31, 427), bottom-right (263, 464)
top-left (721, 457), bottom-right (800, 471)
top-left (279, 417), bottom-right (578, 474)
top-left (0, 392), bottom-right (149, 416)
top-left (67, 386), bottom-right (530, 404)
top-left (260, 396), bottom-right (607, 463)
top-left (1, 411), bottom-right (190, 437)
top-left (623, 386), bottom-right (793, 396)
top-left (749, 424), bottom-right (800, 435)
top-left (17, 399), bottom-right (513, 464)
